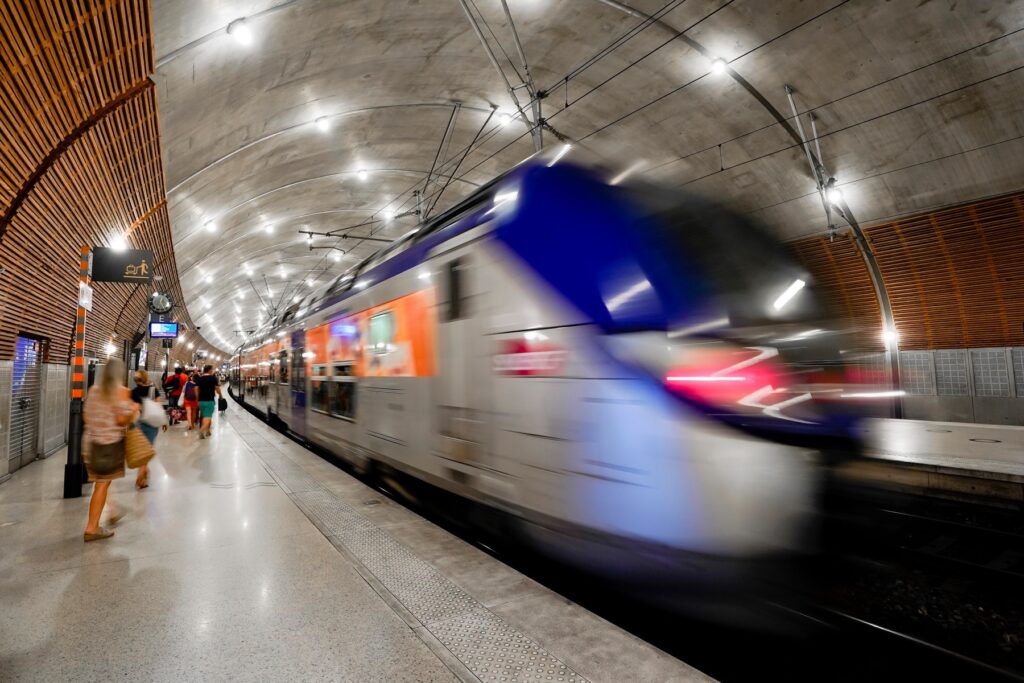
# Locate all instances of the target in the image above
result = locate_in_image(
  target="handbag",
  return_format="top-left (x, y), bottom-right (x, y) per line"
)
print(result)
top-left (88, 439), bottom-right (124, 475)
top-left (125, 424), bottom-right (156, 469)
top-left (142, 386), bottom-right (167, 427)
top-left (218, 397), bottom-right (228, 412)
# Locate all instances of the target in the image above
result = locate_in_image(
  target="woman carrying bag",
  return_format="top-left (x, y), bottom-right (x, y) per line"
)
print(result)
top-left (83, 363), bottom-right (138, 542)
top-left (130, 370), bottom-right (166, 489)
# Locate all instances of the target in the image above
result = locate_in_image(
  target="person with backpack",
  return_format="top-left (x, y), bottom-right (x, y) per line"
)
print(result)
top-left (163, 365), bottom-right (188, 422)
top-left (182, 372), bottom-right (200, 431)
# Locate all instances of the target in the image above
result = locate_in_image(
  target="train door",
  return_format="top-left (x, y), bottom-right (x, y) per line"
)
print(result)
top-left (275, 346), bottom-right (290, 423)
top-left (290, 330), bottom-right (306, 435)
top-left (434, 255), bottom-right (491, 479)
top-left (8, 335), bottom-right (47, 473)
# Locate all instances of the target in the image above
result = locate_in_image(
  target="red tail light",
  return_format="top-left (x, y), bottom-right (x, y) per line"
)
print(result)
top-left (665, 346), bottom-right (784, 407)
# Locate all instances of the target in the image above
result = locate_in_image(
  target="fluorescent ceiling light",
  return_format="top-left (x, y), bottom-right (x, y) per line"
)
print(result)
top-left (772, 279), bottom-right (806, 311)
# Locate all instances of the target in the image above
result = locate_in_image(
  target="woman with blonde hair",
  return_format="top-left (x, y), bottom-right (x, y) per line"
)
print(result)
top-left (83, 362), bottom-right (138, 541)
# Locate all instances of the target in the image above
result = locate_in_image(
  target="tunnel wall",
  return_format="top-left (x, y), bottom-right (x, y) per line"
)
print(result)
top-left (793, 191), bottom-right (1024, 425)
top-left (0, 2), bottom-right (200, 369)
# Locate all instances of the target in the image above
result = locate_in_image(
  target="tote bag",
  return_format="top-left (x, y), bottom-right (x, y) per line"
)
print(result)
top-left (125, 424), bottom-right (156, 469)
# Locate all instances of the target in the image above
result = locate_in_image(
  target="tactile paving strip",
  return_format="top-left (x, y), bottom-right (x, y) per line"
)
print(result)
top-left (268, 464), bottom-right (323, 493)
top-left (432, 607), bottom-right (585, 682)
top-left (225, 414), bottom-right (587, 682)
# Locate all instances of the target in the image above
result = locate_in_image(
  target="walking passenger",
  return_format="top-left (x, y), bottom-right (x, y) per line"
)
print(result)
top-left (83, 362), bottom-right (137, 542)
top-left (197, 364), bottom-right (222, 439)
top-left (130, 370), bottom-right (167, 489)
top-left (182, 373), bottom-right (200, 430)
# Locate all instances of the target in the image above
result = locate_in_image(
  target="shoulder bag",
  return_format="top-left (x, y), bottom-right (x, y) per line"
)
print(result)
top-left (125, 423), bottom-right (156, 469)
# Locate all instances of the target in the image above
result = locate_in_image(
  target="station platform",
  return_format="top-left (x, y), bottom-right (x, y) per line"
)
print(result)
top-left (840, 418), bottom-right (1024, 504)
top-left (0, 406), bottom-right (708, 681)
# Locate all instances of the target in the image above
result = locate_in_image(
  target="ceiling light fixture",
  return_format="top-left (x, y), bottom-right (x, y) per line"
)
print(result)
top-left (773, 278), bottom-right (806, 311)
top-left (498, 112), bottom-right (512, 127)
top-left (315, 116), bottom-right (330, 132)
top-left (826, 180), bottom-right (844, 206)
top-left (264, 224), bottom-right (274, 234)
top-left (710, 57), bottom-right (727, 75)
top-left (204, 220), bottom-right (216, 233)
top-left (357, 169), bottom-right (368, 182)
top-left (227, 18), bottom-right (253, 46)
top-left (382, 209), bottom-right (395, 222)
top-left (111, 234), bottom-right (128, 251)
top-left (330, 251), bottom-right (341, 262)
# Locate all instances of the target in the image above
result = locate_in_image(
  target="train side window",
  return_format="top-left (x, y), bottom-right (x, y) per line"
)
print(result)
top-left (330, 362), bottom-right (356, 419)
top-left (369, 311), bottom-right (394, 355)
top-left (445, 258), bottom-right (466, 321)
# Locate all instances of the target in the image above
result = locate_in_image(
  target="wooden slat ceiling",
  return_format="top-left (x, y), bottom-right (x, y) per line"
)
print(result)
top-left (0, 0), bottom-right (200, 367)
top-left (791, 191), bottom-right (1024, 352)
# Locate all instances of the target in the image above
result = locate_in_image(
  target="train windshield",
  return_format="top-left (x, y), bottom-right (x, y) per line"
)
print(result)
top-left (627, 187), bottom-right (821, 331)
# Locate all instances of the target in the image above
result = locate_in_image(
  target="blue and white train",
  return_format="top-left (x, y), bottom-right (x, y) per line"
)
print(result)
top-left (233, 149), bottom-right (862, 589)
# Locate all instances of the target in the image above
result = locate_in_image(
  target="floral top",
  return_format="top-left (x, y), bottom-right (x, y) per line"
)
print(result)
top-left (84, 389), bottom-right (135, 445)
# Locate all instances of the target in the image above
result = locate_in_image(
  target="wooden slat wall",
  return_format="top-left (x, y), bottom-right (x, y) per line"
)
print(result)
top-left (0, 1), bottom-right (198, 363)
top-left (790, 233), bottom-right (884, 350)
top-left (791, 192), bottom-right (1024, 351)
top-left (865, 194), bottom-right (1024, 349)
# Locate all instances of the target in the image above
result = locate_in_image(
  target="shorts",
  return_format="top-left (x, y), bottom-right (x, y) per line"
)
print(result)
top-left (183, 400), bottom-right (199, 412)
top-left (199, 400), bottom-right (215, 419)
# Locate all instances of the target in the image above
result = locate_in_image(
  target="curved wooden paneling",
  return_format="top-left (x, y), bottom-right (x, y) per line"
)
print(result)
top-left (865, 193), bottom-right (1024, 350)
top-left (0, 1), bottom-right (200, 366)
top-left (792, 192), bottom-right (1024, 351)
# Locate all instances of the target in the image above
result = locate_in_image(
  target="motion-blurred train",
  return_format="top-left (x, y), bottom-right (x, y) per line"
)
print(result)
top-left (232, 149), bottom-right (862, 592)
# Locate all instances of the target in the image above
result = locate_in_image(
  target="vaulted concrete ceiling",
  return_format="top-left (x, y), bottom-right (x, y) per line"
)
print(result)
top-left (153, 0), bottom-right (1024, 356)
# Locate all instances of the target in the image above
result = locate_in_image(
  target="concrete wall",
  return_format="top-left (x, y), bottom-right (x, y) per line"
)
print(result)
top-left (896, 348), bottom-right (1024, 426)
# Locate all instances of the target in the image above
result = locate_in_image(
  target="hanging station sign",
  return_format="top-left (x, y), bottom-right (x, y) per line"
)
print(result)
top-left (91, 247), bottom-right (154, 283)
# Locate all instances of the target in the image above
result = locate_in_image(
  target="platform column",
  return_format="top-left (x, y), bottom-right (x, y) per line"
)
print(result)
top-left (64, 246), bottom-right (90, 499)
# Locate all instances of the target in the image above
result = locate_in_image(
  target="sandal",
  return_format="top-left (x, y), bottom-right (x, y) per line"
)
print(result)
top-left (106, 509), bottom-right (126, 526)
top-left (84, 527), bottom-right (114, 542)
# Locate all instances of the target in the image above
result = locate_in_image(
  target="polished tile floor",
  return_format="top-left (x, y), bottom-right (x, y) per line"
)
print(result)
top-left (0, 406), bottom-right (707, 682)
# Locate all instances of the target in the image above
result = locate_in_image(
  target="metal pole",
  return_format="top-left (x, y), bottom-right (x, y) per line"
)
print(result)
top-left (64, 246), bottom-right (90, 498)
top-left (499, 0), bottom-right (542, 151)
top-left (785, 86), bottom-right (902, 416)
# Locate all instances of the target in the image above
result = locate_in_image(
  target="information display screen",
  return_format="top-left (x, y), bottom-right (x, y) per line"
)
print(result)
top-left (149, 321), bottom-right (179, 339)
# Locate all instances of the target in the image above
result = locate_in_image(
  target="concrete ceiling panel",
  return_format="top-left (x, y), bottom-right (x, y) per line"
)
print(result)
top-left (153, 0), bottom-right (1024, 355)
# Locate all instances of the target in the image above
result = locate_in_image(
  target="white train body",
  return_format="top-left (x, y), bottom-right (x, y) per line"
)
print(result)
top-left (235, 159), bottom-right (859, 581)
